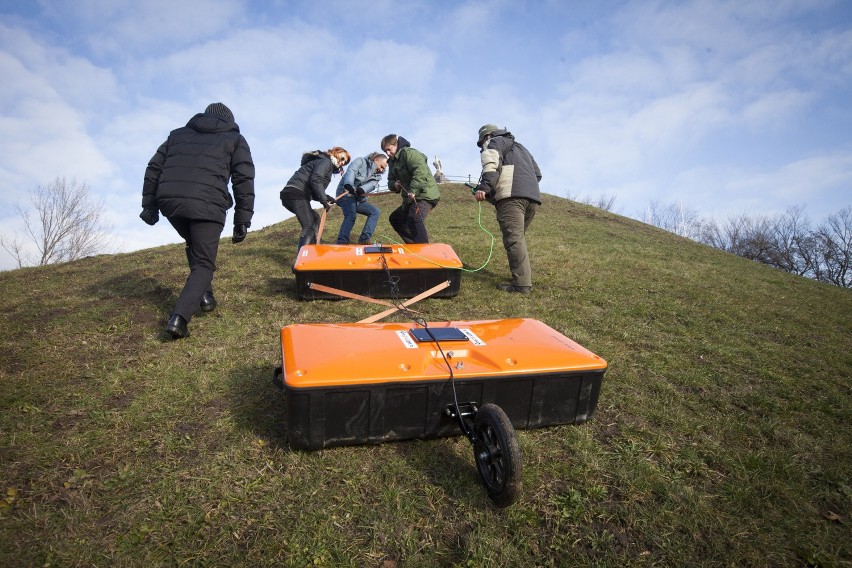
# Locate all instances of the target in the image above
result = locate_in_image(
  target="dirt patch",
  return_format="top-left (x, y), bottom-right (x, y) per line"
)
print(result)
top-left (107, 391), bottom-right (137, 410)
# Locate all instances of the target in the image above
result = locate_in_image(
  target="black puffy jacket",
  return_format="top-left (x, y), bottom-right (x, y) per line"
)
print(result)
top-left (280, 151), bottom-right (337, 207)
top-left (142, 113), bottom-right (255, 225)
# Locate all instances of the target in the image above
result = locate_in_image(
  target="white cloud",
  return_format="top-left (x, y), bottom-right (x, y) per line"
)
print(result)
top-left (2, 0), bottom-right (851, 271)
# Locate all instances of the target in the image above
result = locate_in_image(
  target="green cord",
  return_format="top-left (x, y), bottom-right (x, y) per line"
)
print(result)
top-left (375, 201), bottom-right (495, 272)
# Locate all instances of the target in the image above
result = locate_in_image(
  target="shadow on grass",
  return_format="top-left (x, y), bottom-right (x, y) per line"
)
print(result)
top-left (88, 270), bottom-right (178, 312)
top-left (226, 363), bottom-right (290, 449)
top-left (267, 276), bottom-right (299, 299)
top-left (394, 435), bottom-right (484, 504)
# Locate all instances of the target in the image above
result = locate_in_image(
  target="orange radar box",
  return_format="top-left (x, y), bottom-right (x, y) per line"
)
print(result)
top-left (275, 318), bottom-right (608, 450)
top-left (292, 243), bottom-right (463, 300)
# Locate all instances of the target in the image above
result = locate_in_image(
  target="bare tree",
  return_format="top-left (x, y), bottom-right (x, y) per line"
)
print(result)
top-left (767, 206), bottom-right (812, 276)
top-left (566, 191), bottom-right (619, 212)
top-left (642, 199), bottom-right (705, 240)
top-left (816, 206), bottom-right (852, 288)
top-left (699, 205), bottom-right (852, 288)
top-left (1, 177), bottom-right (111, 268)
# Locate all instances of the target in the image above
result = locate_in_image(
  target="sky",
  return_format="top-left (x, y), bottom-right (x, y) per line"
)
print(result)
top-left (1, 0), bottom-right (851, 270)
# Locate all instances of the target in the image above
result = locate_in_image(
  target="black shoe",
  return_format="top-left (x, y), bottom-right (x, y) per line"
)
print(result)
top-left (165, 314), bottom-right (189, 339)
top-left (496, 282), bottom-right (532, 294)
top-left (200, 291), bottom-right (217, 312)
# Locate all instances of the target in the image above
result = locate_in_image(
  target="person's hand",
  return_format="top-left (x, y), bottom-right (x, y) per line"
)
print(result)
top-left (139, 208), bottom-right (159, 226)
top-left (232, 223), bottom-right (247, 243)
top-left (344, 184), bottom-right (355, 195)
top-left (322, 201), bottom-right (332, 212)
top-left (475, 190), bottom-right (488, 202)
top-left (393, 180), bottom-right (403, 192)
top-left (407, 192), bottom-right (416, 201)
top-left (354, 186), bottom-right (365, 197)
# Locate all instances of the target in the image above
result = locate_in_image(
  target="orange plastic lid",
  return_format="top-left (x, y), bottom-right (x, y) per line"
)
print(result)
top-left (280, 318), bottom-right (607, 388)
top-left (293, 243), bottom-right (463, 272)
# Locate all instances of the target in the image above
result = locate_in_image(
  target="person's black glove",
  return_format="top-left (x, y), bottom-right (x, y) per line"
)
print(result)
top-left (322, 201), bottom-right (332, 212)
top-left (139, 208), bottom-right (159, 226)
top-left (232, 223), bottom-right (247, 243)
top-left (354, 186), bottom-right (365, 197)
top-left (344, 184), bottom-right (355, 195)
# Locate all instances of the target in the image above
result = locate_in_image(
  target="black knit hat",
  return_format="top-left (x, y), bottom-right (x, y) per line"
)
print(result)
top-left (205, 102), bottom-right (234, 122)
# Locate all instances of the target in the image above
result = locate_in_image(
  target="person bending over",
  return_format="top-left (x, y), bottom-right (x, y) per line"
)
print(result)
top-left (280, 147), bottom-right (351, 250)
top-left (473, 124), bottom-right (542, 294)
top-left (334, 152), bottom-right (388, 245)
top-left (380, 134), bottom-right (440, 244)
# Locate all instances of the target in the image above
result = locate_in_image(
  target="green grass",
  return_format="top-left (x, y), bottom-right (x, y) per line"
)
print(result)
top-left (1, 185), bottom-right (850, 567)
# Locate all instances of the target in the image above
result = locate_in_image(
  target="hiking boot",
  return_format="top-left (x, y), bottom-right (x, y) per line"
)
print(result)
top-left (200, 291), bottom-right (217, 312)
top-left (496, 283), bottom-right (532, 294)
top-left (165, 314), bottom-right (189, 339)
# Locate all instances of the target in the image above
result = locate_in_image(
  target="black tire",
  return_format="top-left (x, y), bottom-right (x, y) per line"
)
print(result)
top-left (472, 403), bottom-right (522, 507)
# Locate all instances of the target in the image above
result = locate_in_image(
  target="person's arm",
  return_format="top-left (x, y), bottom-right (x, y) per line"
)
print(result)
top-left (142, 140), bottom-right (167, 209)
top-left (359, 164), bottom-right (384, 194)
top-left (404, 150), bottom-right (433, 199)
top-left (479, 142), bottom-right (502, 199)
top-left (338, 158), bottom-right (361, 196)
top-left (308, 158), bottom-right (334, 205)
top-left (230, 135), bottom-right (255, 227)
top-left (532, 154), bottom-right (542, 182)
top-left (387, 159), bottom-right (399, 193)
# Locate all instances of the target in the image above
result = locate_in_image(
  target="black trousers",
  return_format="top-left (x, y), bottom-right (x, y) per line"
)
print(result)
top-left (388, 200), bottom-right (435, 244)
top-left (167, 217), bottom-right (223, 322)
top-left (281, 196), bottom-right (320, 249)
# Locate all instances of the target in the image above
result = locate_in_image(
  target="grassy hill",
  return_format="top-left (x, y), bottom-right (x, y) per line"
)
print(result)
top-left (1, 185), bottom-right (850, 567)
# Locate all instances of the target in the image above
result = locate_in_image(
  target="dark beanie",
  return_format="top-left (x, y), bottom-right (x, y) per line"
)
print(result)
top-left (205, 102), bottom-right (234, 123)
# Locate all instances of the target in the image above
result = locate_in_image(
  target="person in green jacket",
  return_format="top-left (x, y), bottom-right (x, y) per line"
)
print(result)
top-left (380, 134), bottom-right (440, 244)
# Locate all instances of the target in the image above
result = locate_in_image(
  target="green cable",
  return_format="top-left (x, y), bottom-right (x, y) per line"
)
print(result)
top-left (375, 201), bottom-right (495, 272)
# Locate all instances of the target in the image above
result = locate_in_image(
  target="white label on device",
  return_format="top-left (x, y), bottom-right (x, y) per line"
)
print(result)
top-left (460, 329), bottom-right (485, 346)
top-left (396, 330), bottom-right (418, 349)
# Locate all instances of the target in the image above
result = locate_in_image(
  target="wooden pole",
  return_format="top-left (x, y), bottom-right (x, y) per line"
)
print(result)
top-left (358, 280), bottom-right (451, 323)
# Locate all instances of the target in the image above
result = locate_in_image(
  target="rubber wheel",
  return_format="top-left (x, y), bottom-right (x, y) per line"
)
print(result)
top-left (472, 403), bottom-right (522, 507)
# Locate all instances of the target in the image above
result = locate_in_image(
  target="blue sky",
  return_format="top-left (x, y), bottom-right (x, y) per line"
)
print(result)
top-left (1, 0), bottom-right (851, 270)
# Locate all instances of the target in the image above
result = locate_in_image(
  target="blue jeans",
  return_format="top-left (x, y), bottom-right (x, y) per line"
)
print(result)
top-left (336, 196), bottom-right (380, 244)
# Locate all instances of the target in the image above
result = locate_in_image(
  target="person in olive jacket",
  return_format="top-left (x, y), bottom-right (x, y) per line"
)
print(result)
top-left (473, 124), bottom-right (542, 294)
top-left (140, 102), bottom-right (255, 339)
top-left (380, 134), bottom-right (440, 244)
top-left (280, 147), bottom-right (351, 250)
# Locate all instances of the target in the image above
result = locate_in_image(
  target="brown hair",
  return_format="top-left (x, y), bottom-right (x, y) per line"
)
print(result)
top-left (380, 134), bottom-right (398, 152)
top-left (327, 146), bottom-right (351, 166)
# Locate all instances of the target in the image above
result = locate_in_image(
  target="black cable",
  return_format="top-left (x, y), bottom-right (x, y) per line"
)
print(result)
top-left (421, 323), bottom-right (472, 438)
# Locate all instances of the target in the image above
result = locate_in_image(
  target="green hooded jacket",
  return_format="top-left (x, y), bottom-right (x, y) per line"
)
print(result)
top-left (387, 137), bottom-right (440, 206)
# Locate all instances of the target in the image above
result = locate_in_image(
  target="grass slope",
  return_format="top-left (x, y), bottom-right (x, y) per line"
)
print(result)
top-left (1, 185), bottom-right (850, 567)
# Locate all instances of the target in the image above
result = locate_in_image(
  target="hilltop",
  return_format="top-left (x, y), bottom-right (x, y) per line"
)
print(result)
top-left (1, 185), bottom-right (850, 566)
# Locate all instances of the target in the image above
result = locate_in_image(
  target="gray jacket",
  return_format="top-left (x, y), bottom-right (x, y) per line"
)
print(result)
top-left (335, 155), bottom-right (384, 200)
top-left (479, 130), bottom-right (541, 204)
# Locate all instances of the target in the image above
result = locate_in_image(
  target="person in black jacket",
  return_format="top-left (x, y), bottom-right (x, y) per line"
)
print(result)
top-left (474, 124), bottom-right (542, 294)
top-left (280, 147), bottom-right (351, 250)
top-left (140, 102), bottom-right (255, 339)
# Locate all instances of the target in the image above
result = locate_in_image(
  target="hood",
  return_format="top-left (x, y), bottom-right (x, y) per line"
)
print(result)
top-left (187, 113), bottom-right (239, 134)
top-left (397, 136), bottom-right (411, 150)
